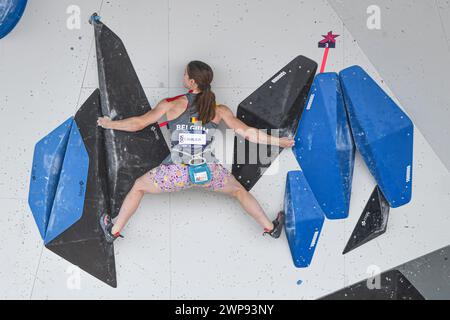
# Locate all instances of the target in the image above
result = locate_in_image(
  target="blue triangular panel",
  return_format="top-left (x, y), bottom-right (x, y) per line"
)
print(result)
top-left (44, 120), bottom-right (89, 244)
top-left (28, 117), bottom-right (74, 240)
top-left (293, 73), bottom-right (355, 220)
top-left (339, 66), bottom-right (414, 208)
top-left (285, 171), bottom-right (326, 268)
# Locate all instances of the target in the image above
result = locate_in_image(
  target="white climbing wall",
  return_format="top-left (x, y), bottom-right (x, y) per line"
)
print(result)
top-left (0, 0), bottom-right (449, 299)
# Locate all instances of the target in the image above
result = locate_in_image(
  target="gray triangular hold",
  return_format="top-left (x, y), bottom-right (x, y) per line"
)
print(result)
top-left (321, 270), bottom-right (425, 300)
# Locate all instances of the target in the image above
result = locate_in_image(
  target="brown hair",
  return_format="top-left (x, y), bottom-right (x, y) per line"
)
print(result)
top-left (187, 61), bottom-right (216, 124)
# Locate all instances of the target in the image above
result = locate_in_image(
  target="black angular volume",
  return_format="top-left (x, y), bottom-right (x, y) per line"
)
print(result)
top-left (343, 185), bottom-right (390, 255)
top-left (46, 89), bottom-right (117, 288)
top-left (92, 17), bottom-right (170, 218)
top-left (321, 270), bottom-right (425, 300)
top-left (232, 56), bottom-right (317, 191)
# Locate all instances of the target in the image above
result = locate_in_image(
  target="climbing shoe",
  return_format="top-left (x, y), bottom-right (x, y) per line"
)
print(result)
top-left (99, 213), bottom-right (124, 243)
top-left (263, 211), bottom-right (286, 239)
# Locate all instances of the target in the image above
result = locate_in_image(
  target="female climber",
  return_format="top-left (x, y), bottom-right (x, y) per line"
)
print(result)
top-left (97, 61), bottom-right (295, 243)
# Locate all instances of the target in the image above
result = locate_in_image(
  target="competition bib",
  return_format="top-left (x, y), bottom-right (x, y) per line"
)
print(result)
top-left (179, 133), bottom-right (207, 145)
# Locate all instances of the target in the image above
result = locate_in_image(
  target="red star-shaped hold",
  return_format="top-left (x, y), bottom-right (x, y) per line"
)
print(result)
top-left (318, 31), bottom-right (340, 48)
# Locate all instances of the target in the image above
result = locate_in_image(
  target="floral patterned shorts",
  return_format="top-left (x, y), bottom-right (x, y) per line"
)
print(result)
top-left (148, 163), bottom-right (232, 192)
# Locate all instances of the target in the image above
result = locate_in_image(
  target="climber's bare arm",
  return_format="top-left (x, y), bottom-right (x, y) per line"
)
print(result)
top-left (97, 99), bottom-right (170, 132)
top-left (217, 104), bottom-right (294, 148)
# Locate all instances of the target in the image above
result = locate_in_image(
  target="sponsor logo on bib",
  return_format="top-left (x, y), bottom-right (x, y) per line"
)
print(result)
top-left (179, 133), bottom-right (207, 145)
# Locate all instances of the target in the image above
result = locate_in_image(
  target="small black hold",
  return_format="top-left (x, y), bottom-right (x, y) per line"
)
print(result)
top-left (343, 186), bottom-right (390, 255)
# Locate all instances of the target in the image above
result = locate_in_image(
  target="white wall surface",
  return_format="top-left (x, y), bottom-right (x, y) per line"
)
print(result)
top-left (328, 0), bottom-right (450, 171)
top-left (0, 0), bottom-right (449, 299)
